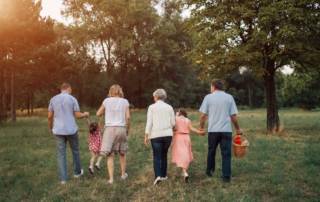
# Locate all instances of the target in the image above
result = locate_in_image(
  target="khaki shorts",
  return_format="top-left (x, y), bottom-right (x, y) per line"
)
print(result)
top-left (100, 126), bottom-right (128, 156)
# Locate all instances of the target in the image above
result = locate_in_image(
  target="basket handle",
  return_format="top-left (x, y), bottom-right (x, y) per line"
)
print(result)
top-left (236, 129), bottom-right (243, 136)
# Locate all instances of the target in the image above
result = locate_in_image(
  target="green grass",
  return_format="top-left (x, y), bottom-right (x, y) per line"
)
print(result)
top-left (0, 109), bottom-right (319, 201)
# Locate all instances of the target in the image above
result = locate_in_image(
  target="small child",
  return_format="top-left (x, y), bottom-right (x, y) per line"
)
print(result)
top-left (87, 120), bottom-right (103, 175)
top-left (171, 109), bottom-right (204, 182)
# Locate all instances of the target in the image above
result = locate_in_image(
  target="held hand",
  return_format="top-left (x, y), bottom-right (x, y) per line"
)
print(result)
top-left (198, 129), bottom-right (206, 136)
top-left (83, 112), bottom-right (90, 118)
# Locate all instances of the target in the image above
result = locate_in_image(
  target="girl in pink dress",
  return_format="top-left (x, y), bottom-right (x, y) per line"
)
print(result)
top-left (171, 109), bottom-right (204, 182)
top-left (88, 121), bottom-right (103, 175)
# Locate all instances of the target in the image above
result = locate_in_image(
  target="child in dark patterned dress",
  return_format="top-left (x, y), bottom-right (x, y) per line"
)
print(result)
top-left (88, 122), bottom-right (103, 174)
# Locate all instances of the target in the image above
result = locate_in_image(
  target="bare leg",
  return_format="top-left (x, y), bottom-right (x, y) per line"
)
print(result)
top-left (119, 154), bottom-right (126, 176)
top-left (182, 167), bottom-right (189, 183)
top-left (90, 152), bottom-right (96, 169)
top-left (96, 155), bottom-right (103, 167)
top-left (107, 154), bottom-right (114, 183)
top-left (182, 168), bottom-right (188, 176)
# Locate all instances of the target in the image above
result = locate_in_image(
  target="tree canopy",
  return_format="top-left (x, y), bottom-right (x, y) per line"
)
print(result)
top-left (186, 0), bottom-right (320, 132)
top-left (0, 0), bottom-right (319, 133)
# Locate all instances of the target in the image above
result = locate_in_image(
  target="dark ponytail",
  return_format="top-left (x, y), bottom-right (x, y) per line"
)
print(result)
top-left (178, 108), bottom-right (188, 118)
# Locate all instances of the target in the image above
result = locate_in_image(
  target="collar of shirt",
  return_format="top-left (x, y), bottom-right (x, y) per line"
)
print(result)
top-left (212, 90), bottom-right (224, 94)
top-left (61, 91), bottom-right (69, 94)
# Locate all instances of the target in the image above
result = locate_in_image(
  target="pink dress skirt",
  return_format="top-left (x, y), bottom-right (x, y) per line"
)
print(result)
top-left (88, 130), bottom-right (102, 155)
top-left (171, 133), bottom-right (193, 169)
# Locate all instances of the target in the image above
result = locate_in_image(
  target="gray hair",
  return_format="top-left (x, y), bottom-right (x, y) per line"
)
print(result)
top-left (153, 89), bottom-right (167, 100)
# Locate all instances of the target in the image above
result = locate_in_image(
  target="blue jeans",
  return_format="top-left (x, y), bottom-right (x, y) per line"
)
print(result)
top-left (151, 136), bottom-right (172, 178)
top-left (207, 132), bottom-right (232, 178)
top-left (55, 133), bottom-right (82, 181)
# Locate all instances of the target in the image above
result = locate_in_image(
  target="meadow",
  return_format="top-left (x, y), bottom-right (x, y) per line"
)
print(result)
top-left (0, 109), bottom-right (319, 202)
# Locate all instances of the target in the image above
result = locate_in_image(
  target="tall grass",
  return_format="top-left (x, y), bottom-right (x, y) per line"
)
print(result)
top-left (0, 109), bottom-right (319, 201)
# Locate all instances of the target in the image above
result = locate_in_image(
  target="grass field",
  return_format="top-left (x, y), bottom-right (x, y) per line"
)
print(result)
top-left (0, 109), bottom-right (320, 201)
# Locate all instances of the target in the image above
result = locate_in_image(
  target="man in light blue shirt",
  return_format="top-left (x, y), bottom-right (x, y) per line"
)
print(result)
top-left (199, 79), bottom-right (242, 182)
top-left (48, 83), bottom-right (89, 184)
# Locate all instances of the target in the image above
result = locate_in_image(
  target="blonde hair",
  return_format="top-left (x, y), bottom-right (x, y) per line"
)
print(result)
top-left (108, 84), bottom-right (124, 98)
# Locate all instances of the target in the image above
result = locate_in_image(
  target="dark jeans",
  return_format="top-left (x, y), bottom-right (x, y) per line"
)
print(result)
top-left (55, 133), bottom-right (82, 181)
top-left (151, 136), bottom-right (172, 178)
top-left (207, 132), bottom-right (232, 178)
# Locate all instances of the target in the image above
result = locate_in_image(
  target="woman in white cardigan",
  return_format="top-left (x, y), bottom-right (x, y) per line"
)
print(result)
top-left (144, 89), bottom-right (175, 185)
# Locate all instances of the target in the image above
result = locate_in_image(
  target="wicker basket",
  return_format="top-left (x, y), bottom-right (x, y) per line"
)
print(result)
top-left (233, 135), bottom-right (249, 158)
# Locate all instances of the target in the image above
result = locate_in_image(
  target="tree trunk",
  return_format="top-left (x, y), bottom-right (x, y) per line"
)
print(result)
top-left (264, 59), bottom-right (280, 134)
top-left (31, 94), bottom-right (34, 115)
top-left (10, 67), bottom-right (16, 122)
top-left (247, 84), bottom-right (252, 108)
top-left (27, 94), bottom-right (31, 116)
top-left (0, 67), bottom-right (4, 122)
top-left (2, 68), bottom-right (8, 121)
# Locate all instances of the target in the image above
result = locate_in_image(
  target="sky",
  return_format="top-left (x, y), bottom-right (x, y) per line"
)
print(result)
top-left (40, 0), bottom-right (65, 22)
top-left (40, 0), bottom-right (191, 23)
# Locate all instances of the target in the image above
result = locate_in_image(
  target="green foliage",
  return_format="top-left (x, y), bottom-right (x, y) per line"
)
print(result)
top-left (0, 0), bottom-right (207, 115)
top-left (225, 69), bottom-right (265, 107)
top-left (280, 70), bottom-right (320, 109)
top-left (62, 0), bottom-right (206, 107)
top-left (1, 0), bottom-right (319, 123)
top-left (186, 0), bottom-right (319, 80)
top-left (186, 0), bottom-right (320, 131)
top-left (0, 0), bottom-right (56, 120)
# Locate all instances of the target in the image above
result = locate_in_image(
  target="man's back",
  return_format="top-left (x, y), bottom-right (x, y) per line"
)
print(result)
top-left (200, 91), bottom-right (238, 132)
top-left (49, 92), bottom-right (80, 135)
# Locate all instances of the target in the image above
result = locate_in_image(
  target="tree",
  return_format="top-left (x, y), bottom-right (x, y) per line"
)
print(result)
top-left (0, 0), bottom-right (55, 121)
top-left (280, 69), bottom-right (320, 109)
top-left (186, 0), bottom-right (320, 133)
top-left (225, 69), bottom-right (264, 107)
top-left (63, 0), bottom-right (205, 107)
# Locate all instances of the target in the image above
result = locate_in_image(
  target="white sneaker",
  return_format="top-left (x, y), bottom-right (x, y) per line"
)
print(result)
top-left (60, 181), bottom-right (67, 185)
top-left (74, 169), bottom-right (84, 178)
top-left (121, 173), bottom-right (128, 180)
top-left (153, 176), bottom-right (162, 185)
top-left (160, 176), bottom-right (168, 181)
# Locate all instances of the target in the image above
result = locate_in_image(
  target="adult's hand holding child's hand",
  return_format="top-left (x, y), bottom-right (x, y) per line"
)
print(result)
top-left (198, 128), bottom-right (206, 136)
top-left (83, 112), bottom-right (90, 117)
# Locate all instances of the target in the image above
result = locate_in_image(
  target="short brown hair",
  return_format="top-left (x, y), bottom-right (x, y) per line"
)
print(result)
top-left (211, 79), bottom-right (224, 90)
top-left (108, 84), bottom-right (124, 97)
top-left (60, 82), bottom-right (71, 90)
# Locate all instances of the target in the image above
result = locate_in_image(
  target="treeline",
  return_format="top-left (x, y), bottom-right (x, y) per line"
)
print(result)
top-left (187, 0), bottom-right (319, 132)
top-left (0, 0), bottom-right (319, 124)
top-left (0, 0), bottom-right (208, 122)
top-left (225, 70), bottom-right (320, 110)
